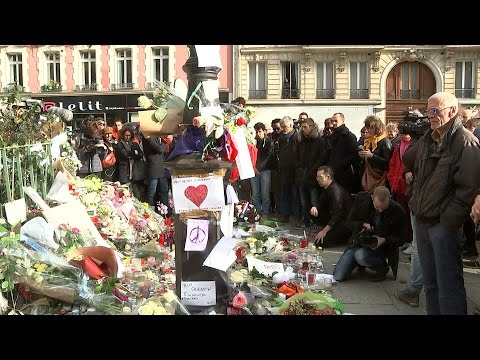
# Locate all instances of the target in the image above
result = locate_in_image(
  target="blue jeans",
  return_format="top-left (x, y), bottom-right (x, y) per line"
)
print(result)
top-left (280, 183), bottom-right (301, 220)
top-left (407, 213), bottom-right (423, 295)
top-left (146, 177), bottom-right (169, 207)
top-left (298, 184), bottom-right (319, 227)
top-left (415, 222), bottom-right (466, 315)
top-left (333, 245), bottom-right (389, 281)
top-left (250, 170), bottom-right (271, 215)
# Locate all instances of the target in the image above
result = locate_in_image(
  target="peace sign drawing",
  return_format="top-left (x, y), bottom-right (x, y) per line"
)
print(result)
top-left (185, 219), bottom-right (209, 251)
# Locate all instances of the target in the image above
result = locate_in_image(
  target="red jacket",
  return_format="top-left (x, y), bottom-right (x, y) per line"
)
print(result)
top-left (387, 143), bottom-right (407, 196)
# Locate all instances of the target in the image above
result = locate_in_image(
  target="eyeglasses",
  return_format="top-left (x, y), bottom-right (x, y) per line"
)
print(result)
top-left (427, 106), bottom-right (452, 117)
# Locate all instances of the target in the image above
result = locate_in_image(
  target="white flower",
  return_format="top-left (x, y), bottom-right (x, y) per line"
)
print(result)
top-left (138, 95), bottom-right (153, 109)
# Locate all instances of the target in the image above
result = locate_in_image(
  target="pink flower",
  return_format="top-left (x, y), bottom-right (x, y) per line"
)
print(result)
top-left (192, 116), bottom-right (205, 128)
top-left (72, 228), bottom-right (80, 234)
top-left (232, 292), bottom-right (247, 309)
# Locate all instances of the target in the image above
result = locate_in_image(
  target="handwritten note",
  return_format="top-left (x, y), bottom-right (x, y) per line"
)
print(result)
top-left (171, 175), bottom-right (225, 213)
top-left (185, 219), bottom-right (209, 252)
top-left (181, 281), bottom-right (216, 307)
top-left (246, 256), bottom-right (285, 277)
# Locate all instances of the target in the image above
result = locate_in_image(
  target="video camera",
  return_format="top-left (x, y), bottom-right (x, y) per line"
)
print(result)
top-left (352, 228), bottom-right (378, 247)
top-left (398, 109), bottom-right (430, 137)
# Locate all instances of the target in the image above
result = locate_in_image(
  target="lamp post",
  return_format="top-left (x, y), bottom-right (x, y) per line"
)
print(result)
top-left (165, 45), bottom-right (233, 314)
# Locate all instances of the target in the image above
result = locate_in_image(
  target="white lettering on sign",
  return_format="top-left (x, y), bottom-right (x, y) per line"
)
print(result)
top-left (181, 281), bottom-right (216, 306)
top-left (57, 100), bottom-right (103, 112)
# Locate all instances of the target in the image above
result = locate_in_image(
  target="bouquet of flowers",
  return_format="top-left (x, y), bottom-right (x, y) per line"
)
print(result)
top-left (276, 292), bottom-right (345, 315)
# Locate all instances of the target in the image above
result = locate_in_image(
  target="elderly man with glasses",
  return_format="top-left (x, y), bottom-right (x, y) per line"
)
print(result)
top-left (408, 92), bottom-right (480, 315)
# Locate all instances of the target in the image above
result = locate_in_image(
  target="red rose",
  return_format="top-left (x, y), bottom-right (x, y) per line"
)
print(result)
top-left (236, 117), bottom-right (247, 126)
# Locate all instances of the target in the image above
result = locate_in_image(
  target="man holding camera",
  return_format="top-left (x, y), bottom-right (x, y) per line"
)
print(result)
top-left (409, 92), bottom-right (480, 315)
top-left (333, 186), bottom-right (406, 282)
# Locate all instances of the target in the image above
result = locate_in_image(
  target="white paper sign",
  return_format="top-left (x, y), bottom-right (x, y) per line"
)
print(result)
top-left (195, 45), bottom-right (222, 69)
top-left (246, 256), bottom-right (285, 277)
top-left (4, 198), bottom-right (27, 226)
top-left (226, 184), bottom-right (239, 204)
top-left (203, 235), bottom-right (237, 272)
top-left (220, 203), bottom-right (234, 238)
top-left (232, 128), bottom-right (255, 180)
top-left (184, 219), bottom-right (209, 252)
top-left (181, 281), bottom-right (216, 306)
top-left (171, 175), bottom-right (225, 213)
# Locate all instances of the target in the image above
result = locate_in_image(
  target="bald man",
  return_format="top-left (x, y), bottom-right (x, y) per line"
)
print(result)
top-left (409, 92), bottom-right (480, 315)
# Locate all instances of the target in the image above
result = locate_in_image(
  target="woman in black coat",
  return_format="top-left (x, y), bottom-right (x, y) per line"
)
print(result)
top-left (114, 127), bottom-right (145, 200)
top-left (142, 135), bottom-right (169, 208)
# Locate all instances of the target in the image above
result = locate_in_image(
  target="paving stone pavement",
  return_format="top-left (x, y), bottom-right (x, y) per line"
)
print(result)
top-left (278, 222), bottom-right (480, 315)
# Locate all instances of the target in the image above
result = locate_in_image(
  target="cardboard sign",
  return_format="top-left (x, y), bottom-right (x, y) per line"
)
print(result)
top-left (171, 175), bottom-right (225, 213)
top-left (4, 198), bottom-right (27, 226)
top-left (181, 281), bottom-right (216, 307)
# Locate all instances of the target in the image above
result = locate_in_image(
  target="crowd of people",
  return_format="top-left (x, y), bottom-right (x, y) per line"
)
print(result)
top-left (70, 92), bottom-right (480, 315)
top-left (73, 116), bottom-right (175, 215)
top-left (240, 92), bottom-right (480, 315)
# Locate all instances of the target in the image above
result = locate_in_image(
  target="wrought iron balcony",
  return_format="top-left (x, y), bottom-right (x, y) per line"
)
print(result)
top-left (41, 82), bottom-right (62, 92)
top-left (146, 80), bottom-right (163, 90)
top-left (455, 88), bottom-right (474, 99)
top-left (349, 89), bottom-right (369, 99)
top-left (248, 89), bottom-right (267, 99)
top-left (74, 83), bottom-right (98, 92)
top-left (316, 89), bottom-right (335, 99)
top-left (281, 88), bottom-right (300, 99)
top-left (110, 83), bottom-right (134, 90)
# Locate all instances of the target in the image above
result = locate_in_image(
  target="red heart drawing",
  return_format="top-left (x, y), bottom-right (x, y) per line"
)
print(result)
top-left (184, 185), bottom-right (208, 208)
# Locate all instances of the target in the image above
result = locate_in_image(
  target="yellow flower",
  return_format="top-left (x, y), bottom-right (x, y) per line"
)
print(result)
top-left (34, 275), bottom-right (44, 284)
top-left (34, 263), bottom-right (48, 273)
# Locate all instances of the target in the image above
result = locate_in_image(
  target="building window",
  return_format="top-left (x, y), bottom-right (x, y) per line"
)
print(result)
top-left (316, 62), bottom-right (334, 99)
top-left (81, 50), bottom-right (97, 86)
top-left (116, 49), bottom-right (133, 88)
top-left (8, 53), bottom-right (23, 87)
top-left (455, 61), bottom-right (474, 99)
top-left (152, 48), bottom-right (169, 84)
top-left (400, 62), bottom-right (419, 99)
top-left (46, 52), bottom-right (61, 83)
top-left (281, 61), bottom-right (300, 99)
top-left (350, 61), bottom-right (368, 99)
top-left (248, 62), bottom-right (266, 99)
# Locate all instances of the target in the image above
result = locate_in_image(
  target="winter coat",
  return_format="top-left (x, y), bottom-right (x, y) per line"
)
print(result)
top-left (255, 137), bottom-right (274, 172)
top-left (409, 116), bottom-right (480, 230)
top-left (295, 127), bottom-right (327, 186)
top-left (143, 137), bottom-right (167, 179)
top-left (278, 130), bottom-right (299, 184)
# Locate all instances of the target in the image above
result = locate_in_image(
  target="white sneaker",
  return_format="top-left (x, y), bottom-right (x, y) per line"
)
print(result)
top-left (403, 245), bottom-right (413, 255)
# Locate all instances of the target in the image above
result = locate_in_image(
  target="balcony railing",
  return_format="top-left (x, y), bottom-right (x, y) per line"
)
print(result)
top-left (74, 83), bottom-right (98, 92)
top-left (455, 88), bottom-right (474, 99)
top-left (281, 88), bottom-right (300, 99)
top-left (350, 89), bottom-right (369, 99)
top-left (316, 89), bottom-right (335, 99)
top-left (110, 83), bottom-right (135, 90)
top-left (248, 89), bottom-right (267, 99)
top-left (146, 81), bottom-right (164, 90)
top-left (41, 83), bottom-right (62, 92)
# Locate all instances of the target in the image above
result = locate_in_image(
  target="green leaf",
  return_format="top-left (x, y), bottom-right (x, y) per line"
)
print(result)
top-left (1, 280), bottom-right (9, 289)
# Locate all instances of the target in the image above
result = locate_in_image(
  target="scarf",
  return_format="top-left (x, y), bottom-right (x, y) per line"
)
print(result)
top-left (162, 136), bottom-right (173, 153)
top-left (364, 131), bottom-right (387, 152)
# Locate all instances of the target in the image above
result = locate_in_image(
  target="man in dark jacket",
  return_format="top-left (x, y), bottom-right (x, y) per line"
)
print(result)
top-left (277, 116), bottom-right (301, 225)
top-left (310, 166), bottom-right (352, 247)
top-left (142, 135), bottom-right (169, 210)
top-left (333, 186), bottom-right (406, 282)
top-left (327, 113), bottom-right (361, 194)
top-left (408, 92), bottom-right (480, 315)
top-left (296, 118), bottom-right (327, 228)
top-left (250, 122), bottom-right (274, 215)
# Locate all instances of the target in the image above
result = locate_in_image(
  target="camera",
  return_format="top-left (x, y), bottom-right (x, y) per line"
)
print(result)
top-left (353, 228), bottom-right (378, 247)
top-left (398, 110), bottom-right (430, 137)
top-left (80, 136), bottom-right (103, 148)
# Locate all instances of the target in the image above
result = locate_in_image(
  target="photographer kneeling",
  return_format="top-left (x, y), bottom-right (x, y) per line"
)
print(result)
top-left (333, 186), bottom-right (406, 282)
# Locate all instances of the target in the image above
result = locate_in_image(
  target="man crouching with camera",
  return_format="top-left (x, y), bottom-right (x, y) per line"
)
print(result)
top-left (333, 186), bottom-right (406, 282)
